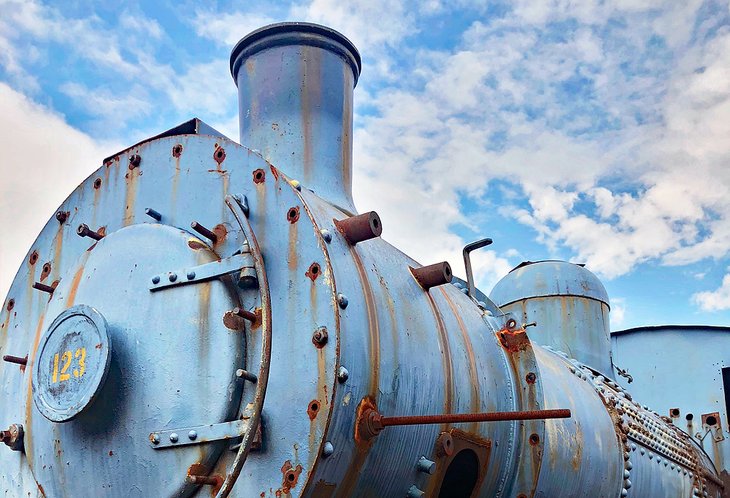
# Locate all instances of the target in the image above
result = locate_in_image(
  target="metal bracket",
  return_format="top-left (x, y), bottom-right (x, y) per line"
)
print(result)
top-left (149, 252), bottom-right (254, 291)
top-left (150, 418), bottom-right (250, 449)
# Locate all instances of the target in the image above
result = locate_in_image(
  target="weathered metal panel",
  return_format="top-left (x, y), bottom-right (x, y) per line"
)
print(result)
top-left (491, 261), bottom-right (614, 377)
top-left (612, 325), bottom-right (730, 492)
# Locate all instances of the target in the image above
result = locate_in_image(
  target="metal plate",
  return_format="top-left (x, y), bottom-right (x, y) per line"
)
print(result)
top-left (31, 305), bottom-right (111, 422)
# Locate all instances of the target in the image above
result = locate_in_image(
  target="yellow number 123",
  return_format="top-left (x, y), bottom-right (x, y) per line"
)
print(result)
top-left (52, 347), bottom-right (86, 384)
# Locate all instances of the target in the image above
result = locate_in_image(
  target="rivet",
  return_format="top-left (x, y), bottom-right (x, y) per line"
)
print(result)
top-left (169, 273), bottom-right (178, 282)
top-left (337, 366), bottom-right (349, 383)
top-left (169, 433), bottom-right (179, 443)
top-left (320, 229), bottom-right (332, 243)
top-left (624, 479), bottom-right (631, 489)
top-left (152, 276), bottom-right (160, 284)
top-left (337, 293), bottom-right (348, 309)
top-left (188, 430), bottom-right (197, 441)
top-left (322, 441), bottom-right (334, 458)
top-left (621, 490), bottom-right (628, 497)
top-left (151, 433), bottom-right (160, 445)
top-left (623, 469), bottom-right (630, 479)
top-left (187, 271), bottom-right (196, 280)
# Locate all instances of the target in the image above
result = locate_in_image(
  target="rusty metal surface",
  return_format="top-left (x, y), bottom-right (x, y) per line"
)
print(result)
top-left (1, 20), bottom-right (725, 498)
top-left (612, 325), bottom-right (730, 493)
top-left (491, 261), bottom-right (614, 376)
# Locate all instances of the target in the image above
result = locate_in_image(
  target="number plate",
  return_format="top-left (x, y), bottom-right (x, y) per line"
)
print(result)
top-left (32, 305), bottom-right (112, 422)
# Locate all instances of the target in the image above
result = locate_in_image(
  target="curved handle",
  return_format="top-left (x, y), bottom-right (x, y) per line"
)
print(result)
top-left (217, 195), bottom-right (272, 497)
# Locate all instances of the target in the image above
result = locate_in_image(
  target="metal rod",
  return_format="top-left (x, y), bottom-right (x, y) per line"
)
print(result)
top-left (232, 307), bottom-right (257, 322)
top-left (145, 208), bottom-right (162, 221)
top-left (462, 238), bottom-right (492, 299)
top-left (77, 223), bottom-right (103, 241)
top-left (2, 355), bottom-right (27, 366)
top-left (32, 282), bottom-right (55, 294)
top-left (186, 475), bottom-right (219, 486)
top-left (191, 221), bottom-right (218, 243)
top-left (380, 408), bottom-right (571, 427)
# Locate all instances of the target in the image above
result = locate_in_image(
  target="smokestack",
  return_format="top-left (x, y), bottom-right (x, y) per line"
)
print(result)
top-left (230, 23), bottom-right (361, 212)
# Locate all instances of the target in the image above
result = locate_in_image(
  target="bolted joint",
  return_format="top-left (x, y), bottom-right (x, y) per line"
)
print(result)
top-left (1, 424), bottom-right (24, 452)
top-left (410, 262), bottom-right (452, 290)
top-left (77, 223), bottom-right (104, 241)
top-left (312, 327), bottom-right (328, 347)
top-left (334, 211), bottom-right (382, 245)
top-left (357, 407), bottom-right (385, 441)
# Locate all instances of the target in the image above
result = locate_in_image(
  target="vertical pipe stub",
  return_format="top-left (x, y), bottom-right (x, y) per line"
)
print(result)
top-left (230, 23), bottom-right (362, 212)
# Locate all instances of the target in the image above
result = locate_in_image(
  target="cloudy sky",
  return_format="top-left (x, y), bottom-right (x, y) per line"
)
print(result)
top-left (1, 0), bottom-right (729, 330)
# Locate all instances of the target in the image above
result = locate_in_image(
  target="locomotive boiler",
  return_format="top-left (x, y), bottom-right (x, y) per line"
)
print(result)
top-left (0, 22), bottom-right (724, 498)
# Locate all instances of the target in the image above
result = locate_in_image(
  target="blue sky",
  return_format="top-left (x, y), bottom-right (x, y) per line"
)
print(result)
top-left (1, 0), bottom-right (730, 330)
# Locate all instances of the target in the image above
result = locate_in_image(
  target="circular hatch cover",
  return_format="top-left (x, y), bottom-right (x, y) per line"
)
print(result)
top-left (27, 223), bottom-right (247, 498)
top-left (32, 305), bottom-right (112, 422)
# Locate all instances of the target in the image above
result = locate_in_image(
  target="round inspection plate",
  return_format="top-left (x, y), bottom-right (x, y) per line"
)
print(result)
top-left (32, 305), bottom-right (111, 422)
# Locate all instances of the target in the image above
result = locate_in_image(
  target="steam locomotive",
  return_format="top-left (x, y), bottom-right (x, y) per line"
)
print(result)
top-left (0, 22), bottom-right (723, 498)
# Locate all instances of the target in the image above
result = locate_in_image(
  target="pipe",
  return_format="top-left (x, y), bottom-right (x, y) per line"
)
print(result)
top-left (230, 23), bottom-right (361, 212)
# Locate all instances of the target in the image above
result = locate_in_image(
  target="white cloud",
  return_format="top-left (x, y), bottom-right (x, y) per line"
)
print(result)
top-left (693, 273), bottom-right (730, 311)
top-left (611, 297), bottom-right (626, 327)
top-left (0, 83), bottom-right (120, 301)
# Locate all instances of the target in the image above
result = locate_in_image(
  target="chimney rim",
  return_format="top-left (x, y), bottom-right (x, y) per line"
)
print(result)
top-left (229, 22), bottom-right (362, 86)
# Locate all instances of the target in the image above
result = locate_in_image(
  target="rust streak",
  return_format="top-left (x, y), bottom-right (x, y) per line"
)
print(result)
top-left (351, 252), bottom-right (379, 396)
top-left (425, 293), bottom-right (453, 427)
top-left (440, 288), bottom-right (480, 431)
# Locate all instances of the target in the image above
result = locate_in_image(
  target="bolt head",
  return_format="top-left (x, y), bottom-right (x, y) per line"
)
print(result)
top-left (322, 441), bottom-right (334, 457)
top-left (337, 366), bottom-right (349, 383)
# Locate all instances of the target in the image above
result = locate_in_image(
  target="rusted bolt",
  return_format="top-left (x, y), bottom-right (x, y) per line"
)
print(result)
top-left (214, 146), bottom-right (226, 164)
top-left (3, 355), bottom-right (27, 366)
top-left (145, 208), bottom-right (162, 221)
top-left (306, 262), bottom-right (321, 281)
top-left (526, 372), bottom-right (537, 384)
top-left (93, 177), bottom-right (102, 189)
top-left (77, 223), bottom-right (104, 241)
top-left (287, 206), bottom-right (300, 224)
top-left (55, 211), bottom-right (68, 224)
top-left (186, 474), bottom-right (218, 486)
top-left (312, 327), bottom-right (328, 347)
top-left (285, 469), bottom-right (297, 483)
top-left (6, 299), bottom-right (14, 312)
top-left (334, 211), bottom-right (382, 245)
top-left (128, 154), bottom-right (141, 169)
top-left (191, 221), bottom-right (218, 243)
top-left (172, 144), bottom-right (183, 157)
top-left (529, 433), bottom-right (540, 445)
top-left (29, 251), bottom-right (38, 265)
top-left (32, 282), bottom-right (55, 295)
top-left (308, 400), bottom-right (320, 420)
top-left (1, 424), bottom-right (24, 451)
top-left (410, 262), bottom-right (452, 290)
top-left (233, 307), bottom-right (258, 323)
top-left (436, 432), bottom-right (454, 457)
top-left (252, 168), bottom-right (265, 183)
